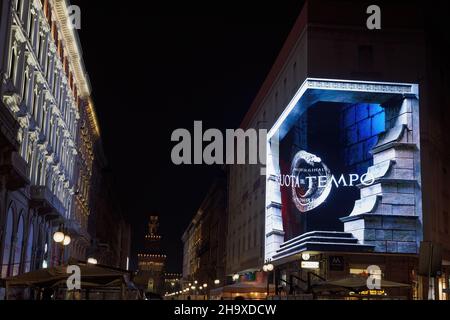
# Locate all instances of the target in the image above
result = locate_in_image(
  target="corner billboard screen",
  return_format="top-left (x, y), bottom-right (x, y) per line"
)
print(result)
top-left (265, 79), bottom-right (422, 260)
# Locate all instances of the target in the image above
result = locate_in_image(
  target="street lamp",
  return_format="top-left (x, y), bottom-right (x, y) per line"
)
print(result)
top-left (263, 262), bottom-right (275, 297)
top-left (63, 235), bottom-right (71, 246)
top-left (87, 257), bottom-right (98, 265)
top-left (53, 231), bottom-right (65, 243)
top-left (232, 274), bottom-right (239, 281)
top-left (214, 279), bottom-right (220, 285)
top-left (203, 283), bottom-right (207, 288)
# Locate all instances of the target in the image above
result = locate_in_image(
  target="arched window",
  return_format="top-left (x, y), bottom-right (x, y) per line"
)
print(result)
top-left (36, 160), bottom-right (42, 185)
top-left (24, 223), bottom-right (34, 273)
top-left (12, 215), bottom-right (25, 276)
top-left (1, 207), bottom-right (14, 278)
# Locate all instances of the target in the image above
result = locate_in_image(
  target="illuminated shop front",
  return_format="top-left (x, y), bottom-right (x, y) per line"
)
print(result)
top-left (264, 78), bottom-right (422, 299)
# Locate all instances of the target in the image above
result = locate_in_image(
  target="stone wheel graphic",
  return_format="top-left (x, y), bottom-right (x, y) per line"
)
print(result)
top-left (290, 150), bottom-right (332, 213)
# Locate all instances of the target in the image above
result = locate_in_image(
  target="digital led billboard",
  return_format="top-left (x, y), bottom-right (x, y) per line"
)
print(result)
top-left (265, 79), bottom-right (422, 261)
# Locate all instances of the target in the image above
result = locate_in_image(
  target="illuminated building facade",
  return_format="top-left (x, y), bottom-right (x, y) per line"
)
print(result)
top-left (228, 0), bottom-right (450, 299)
top-left (0, 0), bottom-right (89, 285)
top-left (135, 215), bottom-right (166, 295)
top-left (0, 0), bottom-right (129, 298)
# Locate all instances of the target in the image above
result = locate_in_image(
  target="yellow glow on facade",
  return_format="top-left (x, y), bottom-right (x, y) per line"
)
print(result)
top-left (87, 98), bottom-right (101, 137)
top-left (52, 0), bottom-right (90, 97)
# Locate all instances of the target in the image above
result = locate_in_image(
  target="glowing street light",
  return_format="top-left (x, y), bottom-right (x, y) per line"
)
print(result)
top-left (214, 279), bottom-right (220, 285)
top-left (302, 253), bottom-right (311, 261)
top-left (63, 235), bottom-right (71, 246)
top-left (53, 231), bottom-right (65, 243)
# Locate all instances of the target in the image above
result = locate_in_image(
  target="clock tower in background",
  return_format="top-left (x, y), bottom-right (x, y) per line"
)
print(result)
top-left (135, 216), bottom-right (166, 296)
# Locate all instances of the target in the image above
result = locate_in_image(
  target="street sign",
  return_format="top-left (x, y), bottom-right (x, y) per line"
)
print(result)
top-left (301, 261), bottom-right (320, 269)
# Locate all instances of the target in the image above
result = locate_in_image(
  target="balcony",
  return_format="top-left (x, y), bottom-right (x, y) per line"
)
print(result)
top-left (30, 186), bottom-right (66, 219)
top-left (0, 99), bottom-right (20, 150)
top-left (0, 151), bottom-right (29, 190)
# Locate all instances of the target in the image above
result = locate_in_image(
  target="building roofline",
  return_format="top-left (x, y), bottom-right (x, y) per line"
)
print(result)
top-left (239, 1), bottom-right (308, 129)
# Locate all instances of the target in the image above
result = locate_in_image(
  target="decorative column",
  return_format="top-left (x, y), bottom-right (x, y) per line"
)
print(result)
top-left (265, 132), bottom-right (285, 261)
top-left (342, 95), bottom-right (422, 254)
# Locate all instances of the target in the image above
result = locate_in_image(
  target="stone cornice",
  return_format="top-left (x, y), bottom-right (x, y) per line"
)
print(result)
top-left (51, 0), bottom-right (90, 97)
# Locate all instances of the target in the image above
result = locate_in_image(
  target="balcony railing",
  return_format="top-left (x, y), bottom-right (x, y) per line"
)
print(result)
top-left (30, 185), bottom-right (66, 219)
top-left (0, 151), bottom-right (29, 190)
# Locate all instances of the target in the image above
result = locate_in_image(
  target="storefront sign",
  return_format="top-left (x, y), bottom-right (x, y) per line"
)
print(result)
top-left (301, 261), bottom-right (320, 269)
top-left (329, 256), bottom-right (345, 271)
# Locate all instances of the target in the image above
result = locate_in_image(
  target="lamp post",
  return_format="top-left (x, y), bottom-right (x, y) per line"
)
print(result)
top-left (53, 226), bottom-right (71, 265)
top-left (263, 262), bottom-right (274, 297)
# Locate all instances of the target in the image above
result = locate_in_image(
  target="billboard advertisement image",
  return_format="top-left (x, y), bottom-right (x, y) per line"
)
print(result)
top-left (265, 79), bottom-right (422, 261)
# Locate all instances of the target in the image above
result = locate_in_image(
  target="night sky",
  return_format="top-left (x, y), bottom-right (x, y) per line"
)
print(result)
top-left (71, 1), bottom-right (305, 272)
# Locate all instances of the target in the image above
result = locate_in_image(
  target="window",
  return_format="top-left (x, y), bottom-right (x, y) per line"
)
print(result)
top-left (22, 66), bottom-right (30, 101)
top-left (40, 106), bottom-right (46, 131)
top-left (9, 45), bottom-right (17, 83)
top-left (32, 84), bottom-right (39, 120)
top-left (1, 207), bottom-right (14, 278)
top-left (24, 224), bottom-right (34, 273)
top-left (36, 161), bottom-right (42, 185)
top-left (29, 9), bottom-right (35, 39)
top-left (46, 55), bottom-right (52, 80)
top-left (12, 215), bottom-right (25, 276)
top-left (14, 0), bottom-right (21, 11)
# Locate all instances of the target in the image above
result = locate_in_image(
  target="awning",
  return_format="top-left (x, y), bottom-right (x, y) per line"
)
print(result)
top-left (317, 276), bottom-right (411, 290)
top-left (210, 282), bottom-right (274, 295)
top-left (4, 262), bottom-right (130, 289)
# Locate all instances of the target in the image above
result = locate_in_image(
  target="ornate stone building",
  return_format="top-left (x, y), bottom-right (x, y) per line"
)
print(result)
top-left (0, 0), bottom-right (131, 299)
top-left (0, 0), bottom-right (87, 283)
